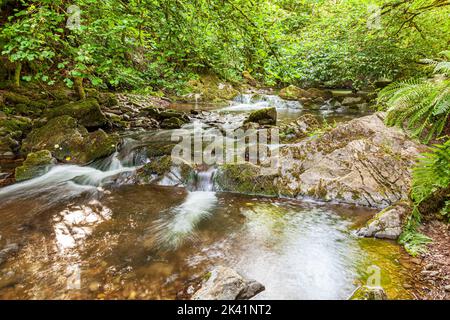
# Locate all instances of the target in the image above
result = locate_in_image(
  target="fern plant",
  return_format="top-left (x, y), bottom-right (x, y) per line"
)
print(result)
top-left (411, 139), bottom-right (450, 204)
top-left (378, 51), bottom-right (450, 143)
top-left (399, 139), bottom-right (450, 255)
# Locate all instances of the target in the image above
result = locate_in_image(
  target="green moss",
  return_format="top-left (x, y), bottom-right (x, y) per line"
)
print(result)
top-left (146, 143), bottom-right (176, 157)
top-left (160, 117), bottom-right (185, 129)
top-left (45, 98), bottom-right (107, 128)
top-left (215, 163), bottom-right (278, 196)
top-left (15, 150), bottom-right (54, 181)
top-left (187, 74), bottom-right (239, 102)
top-left (0, 116), bottom-right (32, 136)
top-left (203, 271), bottom-right (212, 281)
top-left (21, 115), bottom-right (117, 164)
top-left (98, 93), bottom-right (119, 107)
top-left (244, 107), bottom-right (277, 126)
top-left (278, 85), bottom-right (309, 100)
top-left (141, 155), bottom-right (173, 175)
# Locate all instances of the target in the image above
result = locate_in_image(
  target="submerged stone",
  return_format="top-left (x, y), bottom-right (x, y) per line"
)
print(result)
top-left (349, 285), bottom-right (387, 300)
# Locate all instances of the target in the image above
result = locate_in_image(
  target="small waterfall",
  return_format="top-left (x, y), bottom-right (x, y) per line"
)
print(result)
top-left (188, 167), bottom-right (216, 192)
top-left (0, 138), bottom-right (142, 206)
top-left (224, 93), bottom-right (302, 112)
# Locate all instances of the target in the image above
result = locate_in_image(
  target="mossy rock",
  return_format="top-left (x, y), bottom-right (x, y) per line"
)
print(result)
top-left (2, 92), bottom-right (47, 110)
top-left (0, 116), bottom-right (32, 137)
top-left (98, 92), bottom-right (119, 107)
top-left (187, 74), bottom-right (239, 102)
top-left (0, 135), bottom-right (19, 155)
top-left (45, 98), bottom-right (107, 129)
top-left (279, 85), bottom-right (311, 101)
top-left (215, 163), bottom-right (279, 196)
top-left (48, 87), bottom-right (78, 101)
top-left (146, 143), bottom-right (176, 157)
top-left (142, 107), bottom-right (189, 121)
top-left (160, 117), bottom-right (186, 129)
top-left (244, 107), bottom-right (277, 126)
top-left (349, 286), bottom-right (387, 300)
top-left (306, 88), bottom-right (333, 100)
top-left (141, 155), bottom-right (173, 176)
top-left (108, 114), bottom-right (129, 129)
top-left (279, 114), bottom-right (320, 142)
top-left (15, 150), bottom-right (55, 181)
top-left (21, 115), bottom-right (117, 164)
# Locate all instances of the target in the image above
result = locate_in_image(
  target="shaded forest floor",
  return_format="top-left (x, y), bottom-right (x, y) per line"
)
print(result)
top-left (416, 221), bottom-right (450, 299)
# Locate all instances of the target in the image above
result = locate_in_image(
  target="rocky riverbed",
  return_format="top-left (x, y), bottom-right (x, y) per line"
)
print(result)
top-left (0, 81), bottom-right (446, 300)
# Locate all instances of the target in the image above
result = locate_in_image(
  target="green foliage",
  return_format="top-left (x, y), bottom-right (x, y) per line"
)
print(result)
top-left (1, 0), bottom-right (449, 91)
top-left (398, 207), bottom-right (432, 257)
top-left (441, 200), bottom-right (450, 222)
top-left (399, 139), bottom-right (450, 255)
top-left (379, 51), bottom-right (450, 143)
top-left (411, 140), bottom-right (450, 204)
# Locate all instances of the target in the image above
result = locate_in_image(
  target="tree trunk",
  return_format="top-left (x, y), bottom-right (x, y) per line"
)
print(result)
top-left (74, 77), bottom-right (86, 100)
top-left (13, 62), bottom-right (22, 87)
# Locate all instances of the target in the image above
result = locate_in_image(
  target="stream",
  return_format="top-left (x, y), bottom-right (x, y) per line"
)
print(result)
top-left (0, 93), bottom-right (419, 299)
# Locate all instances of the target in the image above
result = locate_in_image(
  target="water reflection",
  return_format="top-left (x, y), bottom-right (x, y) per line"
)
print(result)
top-left (0, 183), bottom-right (417, 300)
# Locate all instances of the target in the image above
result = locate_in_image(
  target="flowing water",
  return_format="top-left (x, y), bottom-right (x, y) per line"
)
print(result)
top-left (0, 94), bottom-right (420, 300)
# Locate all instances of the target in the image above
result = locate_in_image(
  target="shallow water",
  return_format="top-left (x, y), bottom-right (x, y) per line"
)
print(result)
top-left (171, 93), bottom-right (372, 125)
top-left (0, 181), bottom-right (416, 299)
top-left (0, 93), bottom-right (417, 300)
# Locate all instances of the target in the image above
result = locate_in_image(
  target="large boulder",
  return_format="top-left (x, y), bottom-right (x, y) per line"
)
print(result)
top-left (216, 113), bottom-right (424, 208)
top-left (215, 163), bottom-right (279, 196)
top-left (279, 85), bottom-right (310, 101)
top-left (244, 107), bottom-right (277, 126)
top-left (356, 202), bottom-right (410, 239)
top-left (184, 74), bottom-right (239, 103)
top-left (15, 150), bottom-right (56, 181)
top-left (276, 113), bottom-right (424, 208)
top-left (21, 116), bottom-right (117, 165)
top-left (192, 266), bottom-right (265, 300)
top-left (45, 98), bottom-right (107, 129)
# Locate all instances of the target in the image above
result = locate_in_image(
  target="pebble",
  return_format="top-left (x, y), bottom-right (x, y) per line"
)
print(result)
top-left (421, 270), bottom-right (439, 277)
top-left (402, 283), bottom-right (413, 289)
top-left (128, 290), bottom-right (137, 300)
top-left (88, 281), bottom-right (101, 292)
top-left (424, 263), bottom-right (435, 270)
